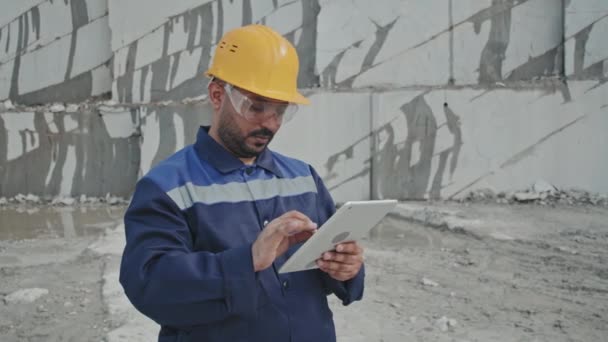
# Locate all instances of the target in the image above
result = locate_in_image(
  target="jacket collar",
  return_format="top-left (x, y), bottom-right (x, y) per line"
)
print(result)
top-left (194, 126), bottom-right (284, 177)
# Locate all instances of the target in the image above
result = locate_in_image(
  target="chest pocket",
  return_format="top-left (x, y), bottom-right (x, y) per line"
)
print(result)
top-left (189, 202), bottom-right (261, 252)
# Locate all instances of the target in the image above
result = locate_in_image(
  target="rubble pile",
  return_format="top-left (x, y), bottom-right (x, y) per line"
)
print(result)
top-left (0, 193), bottom-right (128, 208)
top-left (461, 180), bottom-right (608, 207)
top-left (0, 95), bottom-right (208, 115)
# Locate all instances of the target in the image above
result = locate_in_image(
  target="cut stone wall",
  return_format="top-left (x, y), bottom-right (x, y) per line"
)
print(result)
top-left (1, 1), bottom-right (606, 201)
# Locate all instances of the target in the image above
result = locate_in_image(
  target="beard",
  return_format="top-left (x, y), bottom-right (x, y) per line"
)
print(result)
top-left (217, 110), bottom-right (275, 159)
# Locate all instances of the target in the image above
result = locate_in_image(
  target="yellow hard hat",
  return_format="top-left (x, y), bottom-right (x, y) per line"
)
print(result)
top-left (205, 25), bottom-right (309, 105)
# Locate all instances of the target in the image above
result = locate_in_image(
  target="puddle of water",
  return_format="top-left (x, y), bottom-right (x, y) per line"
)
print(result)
top-left (0, 206), bottom-right (443, 247)
top-left (0, 206), bottom-right (126, 241)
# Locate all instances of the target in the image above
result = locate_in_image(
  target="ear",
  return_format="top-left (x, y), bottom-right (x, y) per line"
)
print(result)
top-left (208, 81), bottom-right (224, 110)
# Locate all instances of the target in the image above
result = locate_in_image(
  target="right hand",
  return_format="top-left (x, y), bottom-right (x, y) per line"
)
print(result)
top-left (251, 211), bottom-right (317, 272)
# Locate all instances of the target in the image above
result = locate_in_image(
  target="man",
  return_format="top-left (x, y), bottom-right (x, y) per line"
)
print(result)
top-left (120, 24), bottom-right (365, 342)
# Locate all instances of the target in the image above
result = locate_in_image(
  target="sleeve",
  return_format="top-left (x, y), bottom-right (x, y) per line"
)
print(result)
top-left (119, 177), bottom-right (259, 328)
top-left (309, 166), bottom-right (365, 306)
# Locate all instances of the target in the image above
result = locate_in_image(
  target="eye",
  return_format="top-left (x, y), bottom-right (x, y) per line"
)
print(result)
top-left (249, 103), bottom-right (265, 113)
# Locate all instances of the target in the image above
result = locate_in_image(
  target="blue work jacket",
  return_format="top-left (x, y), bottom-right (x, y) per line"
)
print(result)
top-left (120, 126), bottom-right (365, 342)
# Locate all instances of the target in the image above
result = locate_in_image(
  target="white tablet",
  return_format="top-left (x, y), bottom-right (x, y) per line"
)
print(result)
top-left (278, 199), bottom-right (397, 274)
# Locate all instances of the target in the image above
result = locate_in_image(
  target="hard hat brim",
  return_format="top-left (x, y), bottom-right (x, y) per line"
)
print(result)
top-left (289, 91), bottom-right (310, 105)
top-left (205, 71), bottom-right (310, 105)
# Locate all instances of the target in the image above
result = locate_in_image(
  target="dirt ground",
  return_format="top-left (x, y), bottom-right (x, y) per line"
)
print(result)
top-left (1, 203), bottom-right (607, 341)
top-left (0, 206), bottom-right (124, 342)
top-left (333, 204), bottom-right (608, 342)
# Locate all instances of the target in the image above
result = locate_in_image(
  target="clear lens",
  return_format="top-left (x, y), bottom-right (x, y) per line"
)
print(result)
top-left (224, 84), bottom-right (298, 123)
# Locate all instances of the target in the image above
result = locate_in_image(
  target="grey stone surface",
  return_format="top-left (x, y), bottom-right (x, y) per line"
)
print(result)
top-left (0, 1), bottom-right (607, 201)
top-left (4, 288), bottom-right (49, 304)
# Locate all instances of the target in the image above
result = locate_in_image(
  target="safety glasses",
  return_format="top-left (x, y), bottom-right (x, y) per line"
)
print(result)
top-left (224, 83), bottom-right (298, 123)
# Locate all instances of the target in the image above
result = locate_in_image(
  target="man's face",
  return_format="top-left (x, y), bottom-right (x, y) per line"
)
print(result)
top-left (216, 87), bottom-right (282, 159)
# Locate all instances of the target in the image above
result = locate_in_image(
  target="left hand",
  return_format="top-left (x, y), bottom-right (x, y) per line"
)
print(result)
top-left (316, 241), bottom-right (364, 281)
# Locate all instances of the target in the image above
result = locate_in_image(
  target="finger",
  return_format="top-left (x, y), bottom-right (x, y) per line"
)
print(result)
top-left (289, 230), bottom-right (315, 244)
top-left (327, 270), bottom-right (357, 281)
top-left (260, 218), bottom-right (316, 250)
top-left (280, 219), bottom-right (317, 236)
top-left (280, 210), bottom-right (313, 222)
top-left (322, 251), bottom-right (363, 265)
top-left (335, 242), bottom-right (363, 255)
top-left (317, 259), bottom-right (356, 273)
top-left (269, 212), bottom-right (315, 233)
